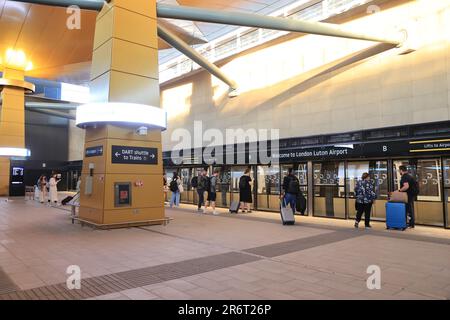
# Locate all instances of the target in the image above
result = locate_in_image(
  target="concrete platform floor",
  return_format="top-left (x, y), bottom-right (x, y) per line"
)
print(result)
top-left (0, 196), bottom-right (449, 300)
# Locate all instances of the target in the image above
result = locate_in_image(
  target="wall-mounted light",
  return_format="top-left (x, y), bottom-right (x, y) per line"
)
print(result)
top-left (1, 48), bottom-right (33, 71)
top-left (76, 102), bottom-right (167, 130)
top-left (0, 148), bottom-right (31, 157)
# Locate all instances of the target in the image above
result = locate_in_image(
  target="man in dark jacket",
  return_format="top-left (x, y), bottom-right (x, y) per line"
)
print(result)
top-left (196, 169), bottom-right (208, 213)
top-left (398, 165), bottom-right (418, 228)
top-left (282, 168), bottom-right (300, 213)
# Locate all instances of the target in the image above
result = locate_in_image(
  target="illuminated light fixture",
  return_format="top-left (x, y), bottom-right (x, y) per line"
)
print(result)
top-left (76, 103), bottom-right (167, 130)
top-left (0, 148), bottom-right (31, 157)
top-left (1, 48), bottom-right (33, 71)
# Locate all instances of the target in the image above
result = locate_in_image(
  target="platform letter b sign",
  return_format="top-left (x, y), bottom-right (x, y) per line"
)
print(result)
top-left (366, 265), bottom-right (381, 290)
top-left (67, 265), bottom-right (81, 290)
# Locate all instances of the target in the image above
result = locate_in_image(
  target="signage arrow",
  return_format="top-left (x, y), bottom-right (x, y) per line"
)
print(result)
top-left (115, 152), bottom-right (120, 157)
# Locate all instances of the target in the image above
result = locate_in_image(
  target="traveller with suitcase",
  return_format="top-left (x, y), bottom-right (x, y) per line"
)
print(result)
top-left (282, 168), bottom-right (300, 214)
top-left (397, 165), bottom-right (419, 228)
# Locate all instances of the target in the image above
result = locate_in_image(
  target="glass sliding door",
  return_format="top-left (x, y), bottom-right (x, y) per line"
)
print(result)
top-left (256, 165), bottom-right (280, 211)
top-left (444, 159), bottom-right (450, 228)
top-left (214, 166), bottom-right (231, 208)
top-left (393, 159), bottom-right (443, 226)
top-left (313, 161), bottom-right (346, 218)
top-left (180, 167), bottom-right (192, 203)
top-left (347, 161), bottom-right (388, 220)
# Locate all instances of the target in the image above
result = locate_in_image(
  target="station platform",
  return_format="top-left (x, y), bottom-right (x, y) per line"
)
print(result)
top-left (0, 196), bottom-right (449, 300)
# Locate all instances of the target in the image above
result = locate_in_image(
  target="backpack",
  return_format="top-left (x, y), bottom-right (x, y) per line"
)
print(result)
top-left (191, 176), bottom-right (198, 188)
top-left (169, 180), bottom-right (178, 192)
top-left (287, 176), bottom-right (300, 194)
top-left (409, 176), bottom-right (420, 197)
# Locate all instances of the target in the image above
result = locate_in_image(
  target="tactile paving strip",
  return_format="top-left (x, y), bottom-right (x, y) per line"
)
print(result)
top-left (243, 231), bottom-right (361, 257)
top-left (0, 252), bottom-right (261, 300)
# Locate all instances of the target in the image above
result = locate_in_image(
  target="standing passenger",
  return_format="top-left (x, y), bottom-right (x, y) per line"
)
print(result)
top-left (49, 173), bottom-right (59, 206)
top-left (38, 175), bottom-right (47, 203)
top-left (239, 168), bottom-right (253, 213)
top-left (205, 169), bottom-right (219, 215)
top-left (398, 165), bottom-right (418, 228)
top-left (169, 172), bottom-right (181, 208)
top-left (354, 172), bottom-right (377, 228)
top-left (196, 169), bottom-right (208, 213)
top-left (282, 168), bottom-right (300, 213)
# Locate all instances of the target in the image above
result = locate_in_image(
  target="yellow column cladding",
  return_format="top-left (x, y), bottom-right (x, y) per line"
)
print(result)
top-left (0, 67), bottom-right (26, 196)
top-left (79, 0), bottom-right (165, 226)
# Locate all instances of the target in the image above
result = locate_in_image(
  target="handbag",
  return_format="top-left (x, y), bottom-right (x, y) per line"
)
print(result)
top-left (178, 184), bottom-right (184, 193)
top-left (389, 190), bottom-right (408, 203)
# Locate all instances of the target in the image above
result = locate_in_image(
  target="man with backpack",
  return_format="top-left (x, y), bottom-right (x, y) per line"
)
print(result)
top-left (282, 168), bottom-right (300, 214)
top-left (196, 169), bottom-right (208, 213)
top-left (398, 165), bottom-right (419, 228)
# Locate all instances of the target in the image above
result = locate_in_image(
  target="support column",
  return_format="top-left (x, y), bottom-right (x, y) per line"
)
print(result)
top-left (79, 0), bottom-right (165, 226)
top-left (0, 67), bottom-right (26, 196)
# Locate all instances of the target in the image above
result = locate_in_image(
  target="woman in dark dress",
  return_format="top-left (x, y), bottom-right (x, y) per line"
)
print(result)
top-left (239, 168), bottom-right (253, 213)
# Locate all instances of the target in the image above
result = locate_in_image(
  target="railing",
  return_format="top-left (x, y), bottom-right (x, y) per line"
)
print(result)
top-left (159, 0), bottom-right (374, 84)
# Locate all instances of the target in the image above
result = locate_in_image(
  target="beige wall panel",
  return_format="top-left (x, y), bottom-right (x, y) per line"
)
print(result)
top-left (105, 138), bottom-right (162, 175)
top-left (108, 70), bottom-right (160, 106)
top-left (90, 39), bottom-right (113, 81)
top-left (113, 7), bottom-right (158, 50)
top-left (81, 140), bottom-right (107, 174)
top-left (88, 71), bottom-right (112, 103)
top-left (113, 0), bottom-right (157, 18)
top-left (0, 108), bottom-right (25, 123)
top-left (111, 39), bottom-right (159, 80)
top-left (103, 207), bottom-right (164, 225)
top-left (2, 68), bottom-right (25, 81)
top-left (0, 136), bottom-right (24, 148)
top-left (79, 173), bottom-right (106, 210)
top-left (0, 122), bottom-right (24, 138)
top-left (103, 174), bottom-right (164, 210)
top-left (1, 92), bottom-right (25, 110)
top-left (106, 125), bottom-right (161, 142)
top-left (85, 126), bottom-right (108, 143)
top-left (93, 7), bottom-right (114, 50)
top-left (79, 207), bottom-right (104, 225)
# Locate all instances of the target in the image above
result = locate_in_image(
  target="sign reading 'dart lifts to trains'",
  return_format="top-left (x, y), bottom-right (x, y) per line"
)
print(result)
top-left (85, 146), bottom-right (104, 157)
top-left (112, 146), bottom-right (158, 165)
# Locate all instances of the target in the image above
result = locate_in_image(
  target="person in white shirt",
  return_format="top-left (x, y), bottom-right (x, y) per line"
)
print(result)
top-left (49, 173), bottom-right (59, 206)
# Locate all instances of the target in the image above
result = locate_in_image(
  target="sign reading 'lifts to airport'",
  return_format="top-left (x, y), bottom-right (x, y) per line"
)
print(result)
top-left (112, 146), bottom-right (158, 165)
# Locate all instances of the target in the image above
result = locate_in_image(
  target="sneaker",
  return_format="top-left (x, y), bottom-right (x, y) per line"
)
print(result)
top-left (354, 222), bottom-right (359, 228)
top-left (213, 211), bottom-right (219, 215)
top-left (203, 209), bottom-right (207, 214)
top-left (365, 225), bottom-right (372, 229)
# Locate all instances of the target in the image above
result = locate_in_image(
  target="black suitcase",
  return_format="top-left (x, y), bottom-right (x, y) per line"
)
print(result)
top-left (229, 201), bottom-right (240, 213)
top-left (61, 196), bottom-right (74, 206)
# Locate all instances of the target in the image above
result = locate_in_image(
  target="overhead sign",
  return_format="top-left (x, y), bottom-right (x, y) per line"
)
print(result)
top-left (112, 146), bottom-right (158, 165)
top-left (85, 146), bottom-right (103, 157)
top-left (410, 139), bottom-right (450, 153)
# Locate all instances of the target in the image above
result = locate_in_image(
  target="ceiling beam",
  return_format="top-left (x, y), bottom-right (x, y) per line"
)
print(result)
top-left (9, 0), bottom-right (104, 10)
top-left (156, 4), bottom-right (403, 46)
top-left (158, 24), bottom-right (238, 91)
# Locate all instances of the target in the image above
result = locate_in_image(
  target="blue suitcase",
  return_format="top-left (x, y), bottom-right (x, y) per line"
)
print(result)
top-left (386, 202), bottom-right (407, 230)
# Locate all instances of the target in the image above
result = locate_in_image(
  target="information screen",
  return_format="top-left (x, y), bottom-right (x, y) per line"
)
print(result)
top-left (115, 183), bottom-right (132, 207)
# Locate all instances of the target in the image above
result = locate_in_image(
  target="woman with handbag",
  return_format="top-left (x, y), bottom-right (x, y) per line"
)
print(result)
top-left (354, 172), bottom-right (377, 229)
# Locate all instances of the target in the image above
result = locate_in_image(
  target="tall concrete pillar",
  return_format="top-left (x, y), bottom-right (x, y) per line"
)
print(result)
top-left (0, 64), bottom-right (34, 196)
top-left (78, 0), bottom-right (166, 227)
